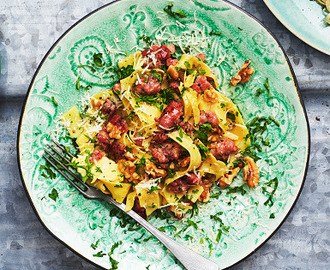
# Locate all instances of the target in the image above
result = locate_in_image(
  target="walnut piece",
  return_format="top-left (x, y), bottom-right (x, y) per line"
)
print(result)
top-left (167, 65), bottom-right (179, 80)
top-left (124, 151), bottom-right (136, 161)
top-left (230, 60), bottom-right (255, 86)
top-left (118, 159), bottom-right (140, 183)
top-left (90, 97), bottom-right (103, 109)
top-left (219, 167), bottom-right (240, 189)
top-left (178, 156), bottom-right (190, 168)
top-left (243, 157), bottom-right (259, 188)
top-left (203, 89), bottom-right (219, 103)
top-left (198, 179), bottom-right (213, 202)
top-left (106, 122), bottom-right (121, 139)
top-left (145, 160), bottom-right (167, 178)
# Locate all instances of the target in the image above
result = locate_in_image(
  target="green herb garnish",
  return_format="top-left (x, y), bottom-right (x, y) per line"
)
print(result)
top-left (51, 96), bottom-right (58, 106)
top-left (209, 30), bottom-right (222, 36)
top-left (48, 188), bottom-right (58, 202)
top-left (148, 186), bottom-right (161, 194)
top-left (91, 239), bottom-right (100, 250)
top-left (263, 177), bottom-right (279, 207)
top-left (93, 251), bottom-right (106, 257)
top-left (108, 241), bottom-right (122, 270)
top-left (164, 3), bottom-right (187, 19)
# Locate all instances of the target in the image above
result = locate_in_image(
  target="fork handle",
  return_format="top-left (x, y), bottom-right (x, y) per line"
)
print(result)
top-left (101, 195), bottom-right (220, 270)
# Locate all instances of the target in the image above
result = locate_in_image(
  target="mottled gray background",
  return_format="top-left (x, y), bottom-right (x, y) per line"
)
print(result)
top-left (0, 0), bottom-right (329, 269)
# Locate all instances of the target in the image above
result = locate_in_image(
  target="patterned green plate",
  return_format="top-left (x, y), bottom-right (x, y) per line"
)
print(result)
top-left (264, 0), bottom-right (330, 55)
top-left (18, 0), bottom-right (309, 269)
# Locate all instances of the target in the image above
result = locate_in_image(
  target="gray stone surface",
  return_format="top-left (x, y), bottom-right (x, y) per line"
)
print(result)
top-left (0, 0), bottom-right (329, 269)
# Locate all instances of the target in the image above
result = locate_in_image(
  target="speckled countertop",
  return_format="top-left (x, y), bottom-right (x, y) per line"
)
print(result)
top-left (0, 0), bottom-right (329, 269)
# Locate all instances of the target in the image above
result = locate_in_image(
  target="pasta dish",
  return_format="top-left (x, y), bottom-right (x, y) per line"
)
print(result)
top-left (61, 45), bottom-right (259, 219)
top-left (314, 0), bottom-right (330, 24)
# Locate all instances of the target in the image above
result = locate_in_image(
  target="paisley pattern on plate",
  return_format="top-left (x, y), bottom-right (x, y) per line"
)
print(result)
top-left (264, 0), bottom-right (330, 56)
top-left (18, 0), bottom-right (309, 269)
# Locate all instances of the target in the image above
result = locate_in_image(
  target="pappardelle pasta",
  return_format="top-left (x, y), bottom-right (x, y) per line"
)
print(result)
top-left (61, 45), bottom-right (259, 219)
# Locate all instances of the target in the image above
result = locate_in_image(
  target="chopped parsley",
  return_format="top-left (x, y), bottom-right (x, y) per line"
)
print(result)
top-left (148, 186), bottom-right (161, 194)
top-left (139, 34), bottom-right (152, 46)
top-left (194, 123), bottom-right (213, 143)
top-left (186, 220), bottom-right (199, 230)
top-left (256, 78), bottom-right (272, 98)
top-left (245, 116), bottom-right (280, 161)
top-left (135, 156), bottom-right (146, 177)
top-left (263, 177), bottom-right (279, 207)
top-left (93, 251), bottom-right (106, 257)
top-left (133, 88), bottom-right (175, 111)
top-left (108, 241), bottom-right (122, 270)
top-left (196, 143), bottom-right (210, 160)
top-left (40, 163), bottom-right (56, 179)
top-left (190, 203), bottom-right (199, 218)
top-left (93, 53), bottom-right (104, 68)
top-left (210, 211), bottom-right (230, 232)
top-left (227, 112), bottom-right (236, 122)
top-left (226, 184), bottom-right (247, 196)
top-left (91, 239), bottom-right (100, 250)
top-left (210, 191), bottom-right (222, 199)
top-left (216, 229), bottom-right (222, 242)
top-left (115, 65), bottom-right (134, 81)
top-left (48, 188), bottom-right (58, 202)
top-left (209, 30), bottom-right (222, 36)
top-left (270, 213), bottom-right (275, 219)
top-left (51, 96), bottom-right (58, 106)
top-left (164, 3), bottom-right (187, 19)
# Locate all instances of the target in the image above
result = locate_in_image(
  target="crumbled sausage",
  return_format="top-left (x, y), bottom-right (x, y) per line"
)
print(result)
top-left (109, 114), bottom-right (128, 133)
top-left (135, 73), bottom-right (161, 95)
top-left (230, 60), bottom-right (255, 86)
top-left (132, 197), bottom-right (147, 219)
top-left (152, 132), bottom-right (169, 144)
top-left (191, 76), bottom-right (213, 94)
top-left (166, 44), bottom-right (176, 54)
top-left (184, 173), bottom-right (202, 185)
top-left (180, 122), bottom-right (194, 135)
top-left (210, 138), bottom-right (239, 161)
top-left (101, 98), bottom-right (116, 116)
top-left (197, 53), bottom-right (206, 61)
top-left (97, 128), bottom-right (110, 144)
top-left (168, 179), bottom-right (189, 194)
top-left (90, 148), bottom-right (105, 163)
top-left (134, 136), bottom-right (144, 146)
top-left (112, 83), bottom-right (121, 92)
top-left (199, 111), bottom-right (219, 128)
top-left (166, 58), bottom-right (179, 67)
top-left (169, 80), bottom-right (181, 93)
top-left (155, 101), bottom-right (183, 130)
top-left (111, 142), bottom-right (126, 160)
top-left (150, 142), bottom-right (182, 164)
top-left (142, 45), bottom-right (174, 69)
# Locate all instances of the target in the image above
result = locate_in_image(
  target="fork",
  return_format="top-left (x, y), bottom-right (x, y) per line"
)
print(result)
top-left (43, 140), bottom-right (220, 270)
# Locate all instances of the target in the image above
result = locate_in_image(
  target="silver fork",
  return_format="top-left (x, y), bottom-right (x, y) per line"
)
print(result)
top-left (43, 140), bottom-right (220, 270)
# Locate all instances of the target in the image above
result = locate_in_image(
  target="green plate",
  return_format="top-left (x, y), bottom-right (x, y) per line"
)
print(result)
top-left (18, 0), bottom-right (309, 269)
top-left (264, 0), bottom-right (330, 55)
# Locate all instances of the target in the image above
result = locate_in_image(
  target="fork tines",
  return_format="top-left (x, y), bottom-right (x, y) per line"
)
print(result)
top-left (43, 142), bottom-right (88, 194)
